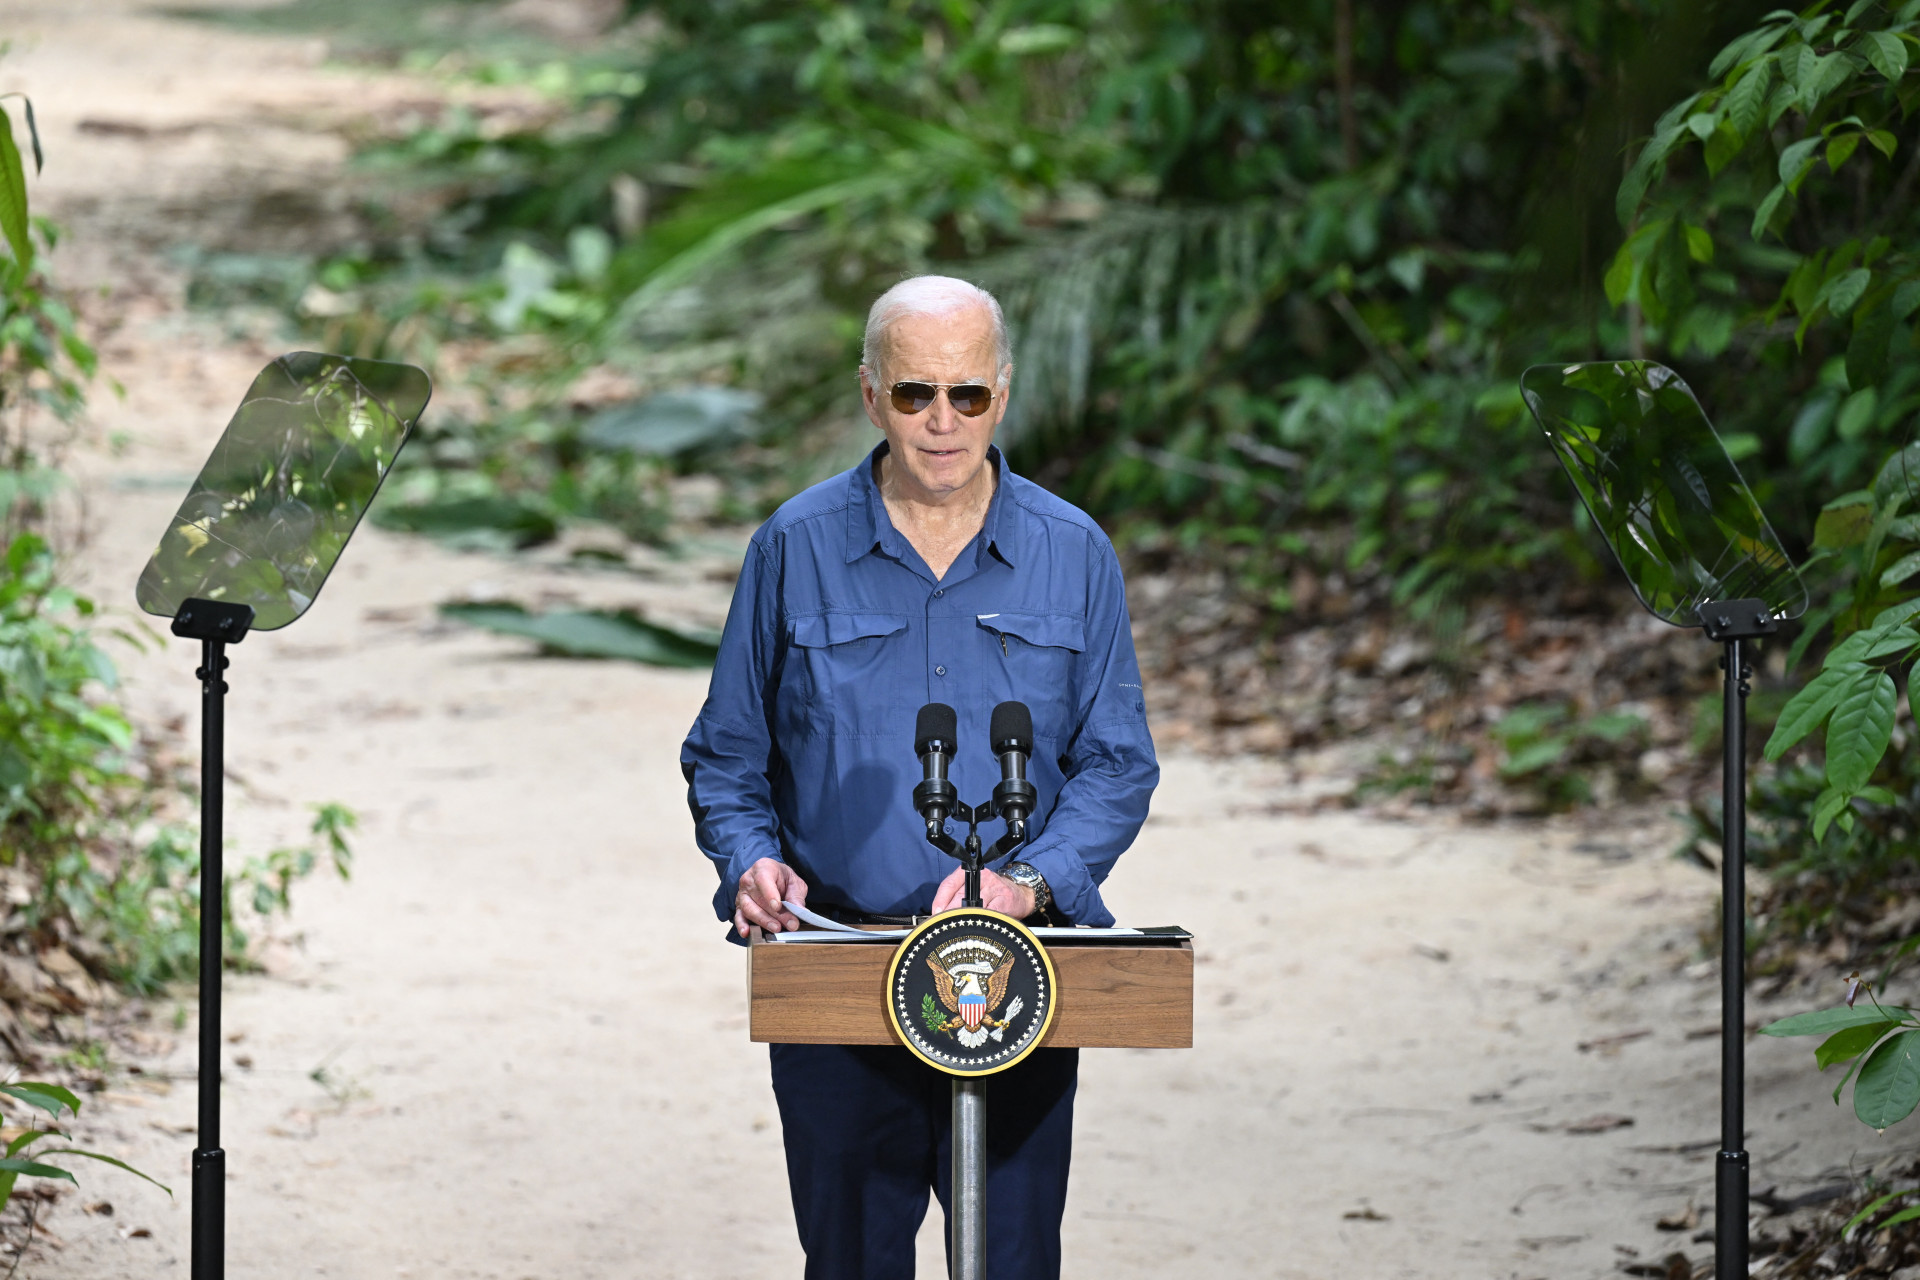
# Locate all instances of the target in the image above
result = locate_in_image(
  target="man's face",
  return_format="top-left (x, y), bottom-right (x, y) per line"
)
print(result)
top-left (861, 305), bottom-right (1008, 499)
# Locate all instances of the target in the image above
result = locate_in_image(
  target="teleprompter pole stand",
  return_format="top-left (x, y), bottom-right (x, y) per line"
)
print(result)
top-left (1699, 599), bottom-right (1778, 1280)
top-left (170, 598), bottom-right (254, 1280)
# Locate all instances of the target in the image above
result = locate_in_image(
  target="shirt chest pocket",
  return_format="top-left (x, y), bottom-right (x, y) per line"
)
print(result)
top-left (782, 612), bottom-right (911, 740)
top-left (975, 612), bottom-right (1085, 742)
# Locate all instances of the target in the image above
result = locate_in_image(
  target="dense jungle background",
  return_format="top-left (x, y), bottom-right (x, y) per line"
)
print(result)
top-left (17, 0), bottom-right (1920, 1275)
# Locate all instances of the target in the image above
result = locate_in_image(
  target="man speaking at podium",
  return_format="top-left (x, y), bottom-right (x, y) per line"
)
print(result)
top-left (682, 275), bottom-right (1158, 1279)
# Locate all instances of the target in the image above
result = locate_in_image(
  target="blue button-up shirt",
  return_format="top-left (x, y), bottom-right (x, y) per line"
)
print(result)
top-left (682, 443), bottom-right (1158, 934)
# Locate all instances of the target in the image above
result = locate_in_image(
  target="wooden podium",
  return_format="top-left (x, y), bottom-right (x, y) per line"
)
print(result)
top-left (748, 928), bottom-right (1193, 1049)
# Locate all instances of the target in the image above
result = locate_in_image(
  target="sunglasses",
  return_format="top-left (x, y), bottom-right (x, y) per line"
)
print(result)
top-left (887, 380), bottom-right (996, 418)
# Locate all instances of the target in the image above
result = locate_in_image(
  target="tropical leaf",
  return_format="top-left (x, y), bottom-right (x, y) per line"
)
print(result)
top-left (1763, 1003), bottom-right (1914, 1036)
top-left (439, 602), bottom-right (721, 666)
top-left (0, 1082), bottom-right (79, 1121)
top-left (1827, 668), bottom-right (1898, 793)
top-left (1862, 30), bottom-right (1911, 82)
top-left (1766, 662), bottom-right (1867, 758)
top-left (1818, 1021), bottom-right (1901, 1068)
top-left (0, 103), bottom-right (31, 268)
top-left (1856, 1031), bottom-right (1920, 1129)
top-left (1726, 58), bottom-right (1775, 139)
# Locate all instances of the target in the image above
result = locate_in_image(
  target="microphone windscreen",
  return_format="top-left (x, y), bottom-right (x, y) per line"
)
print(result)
top-left (990, 700), bottom-right (1033, 754)
top-left (915, 702), bottom-right (958, 755)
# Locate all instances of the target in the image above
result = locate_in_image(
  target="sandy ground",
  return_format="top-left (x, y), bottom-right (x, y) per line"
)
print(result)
top-left (0, 3), bottom-right (1909, 1277)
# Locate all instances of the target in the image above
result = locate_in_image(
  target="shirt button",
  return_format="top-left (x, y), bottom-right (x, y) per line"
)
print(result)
top-left (934, 589), bottom-right (944, 598)
top-left (935, 665), bottom-right (947, 676)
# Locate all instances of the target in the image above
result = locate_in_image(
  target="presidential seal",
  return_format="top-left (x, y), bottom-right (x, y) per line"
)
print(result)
top-left (886, 909), bottom-right (1057, 1076)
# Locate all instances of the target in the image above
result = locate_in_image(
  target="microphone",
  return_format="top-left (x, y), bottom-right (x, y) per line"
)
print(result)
top-left (912, 703), bottom-right (959, 830)
top-left (990, 700), bottom-right (1036, 831)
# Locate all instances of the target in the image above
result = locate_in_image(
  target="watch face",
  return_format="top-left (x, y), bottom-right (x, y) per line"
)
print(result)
top-left (885, 909), bottom-right (1057, 1076)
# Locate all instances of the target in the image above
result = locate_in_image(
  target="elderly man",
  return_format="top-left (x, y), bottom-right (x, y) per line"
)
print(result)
top-left (682, 275), bottom-right (1158, 1280)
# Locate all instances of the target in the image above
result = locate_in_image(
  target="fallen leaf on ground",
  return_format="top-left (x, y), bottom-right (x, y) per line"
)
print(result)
top-left (440, 602), bottom-right (720, 666)
top-left (1536, 1114), bottom-right (1634, 1134)
top-left (1578, 1028), bottom-right (1652, 1053)
top-left (1655, 1203), bottom-right (1698, 1231)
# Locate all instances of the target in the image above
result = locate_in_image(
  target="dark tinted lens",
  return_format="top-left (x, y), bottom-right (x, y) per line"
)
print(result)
top-left (948, 384), bottom-right (993, 417)
top-left (890, 382), bottom-right (937, 414)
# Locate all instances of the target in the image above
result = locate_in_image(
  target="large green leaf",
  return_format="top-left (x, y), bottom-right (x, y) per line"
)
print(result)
top-left (371, 494), bottom-right (559, 550)
top-left (1862, 30), bottom-right (1911, 82)
top-left (1818, 1021), bottom-right (1901, 1068)
top-left (1780, 135), bottom-right (1824, 190)
top-left (1826, 623), bottom-right (1920, 665)
top-left (0, 1158), bottom-right (72, 1184)
top-left (0, 103), bottom-right (30, 268)
top-left (1815, 489), bottom-right (1876, 548)
top-left (1752, 182), bottom-right (1789, 240)
top-left (440, 603), bottom-right (721, 667)
top-left (0, 1082), bottom-right (80, 1121)
top-left (1855, 1031), bottom-right (1920, 1129)
top-left (1762, 1002), bottom-right (1914, 1037)
top-left (1726, 59), bottom-right (1775, 139)
top-left (1826, 668), bottom-right (1898, 793)
top-left (1882, 548), bottom-right (1920, 587)
top-left (33, 1148), bottom-right (170, 1195)
top-left (1845, 1188), bottom-right (1919, 1236)
top-left (1766, 662), bottom-right (1866, 758)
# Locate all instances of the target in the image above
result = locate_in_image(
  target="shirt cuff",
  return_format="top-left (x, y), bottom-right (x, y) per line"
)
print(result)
top-left (1012, 841), bottom-right (1113, 928)
top-left (713, 845), bottom-right (785, 926)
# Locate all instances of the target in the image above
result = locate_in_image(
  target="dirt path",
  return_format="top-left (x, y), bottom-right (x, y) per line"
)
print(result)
top-left (0, 4), bottom-right (1905, 1277)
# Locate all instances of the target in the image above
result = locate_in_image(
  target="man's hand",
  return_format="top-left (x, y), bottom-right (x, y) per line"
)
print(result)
top-left (932, 866), bottom-right (1036, 919)
top-left (735, 858), bottom-right (808, 938)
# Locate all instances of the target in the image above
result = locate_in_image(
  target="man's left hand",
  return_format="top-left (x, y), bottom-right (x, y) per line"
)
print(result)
top-left (932, 866), bottom-right (1035, 918)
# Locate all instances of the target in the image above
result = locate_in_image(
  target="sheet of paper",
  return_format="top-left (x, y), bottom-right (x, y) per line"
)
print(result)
top-left (781, 899), bottom-right (869, 932)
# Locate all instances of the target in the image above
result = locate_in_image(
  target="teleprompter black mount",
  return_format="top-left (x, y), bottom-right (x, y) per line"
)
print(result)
top-left (1698, 597), bottom-right (1781, 643)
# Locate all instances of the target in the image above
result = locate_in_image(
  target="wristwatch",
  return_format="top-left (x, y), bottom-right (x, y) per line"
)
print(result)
top-left (1000, 862), bottom-right (1051, 915)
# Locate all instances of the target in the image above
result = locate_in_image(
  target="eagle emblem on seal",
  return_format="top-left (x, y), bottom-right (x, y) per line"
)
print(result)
top-left (920, 937), bottom-right (1027, 1049)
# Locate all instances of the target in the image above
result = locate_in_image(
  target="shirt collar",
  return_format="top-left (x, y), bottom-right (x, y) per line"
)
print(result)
top-left (845, 442), bottom-right (1020, 568)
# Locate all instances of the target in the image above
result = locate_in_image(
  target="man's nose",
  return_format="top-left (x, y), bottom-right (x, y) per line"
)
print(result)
top-left (925, 393), bottom-right (963, 434)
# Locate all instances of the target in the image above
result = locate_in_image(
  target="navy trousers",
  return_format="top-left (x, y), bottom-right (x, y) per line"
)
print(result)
top-left (768, 1043), bottom-right (1079, 1280)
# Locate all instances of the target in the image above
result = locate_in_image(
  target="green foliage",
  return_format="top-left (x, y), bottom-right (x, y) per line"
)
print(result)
top-left (1615, 0), bottom-right (1920, 543)
top-left (239, 0), bottom-right (1756, 607)
top-left (0, 1080), bottom-right (167, 1235)
top-left (0, 92), bottom-right (349, 999)
top-left (1488, 701), bottom-right (1648, 809)
top-left (1762, 998), bottom-right (1920, 1129)
top-left (439, 601), bottom-right (721, 665)
top-left (0, 533), bottom-right (132, 849)
top-left (1846, 1186), bottom-right (1920, 1238)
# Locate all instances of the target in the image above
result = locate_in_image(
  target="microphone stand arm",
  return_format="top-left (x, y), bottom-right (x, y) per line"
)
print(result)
top-left (920, 800), bottom-right (1028, 911)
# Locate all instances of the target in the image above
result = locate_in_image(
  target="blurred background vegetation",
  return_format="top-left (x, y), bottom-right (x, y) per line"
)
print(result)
top-left (19, 0), bottom-right (1920, 1018)
top-left (139, 0), bottom-right (1920, 961)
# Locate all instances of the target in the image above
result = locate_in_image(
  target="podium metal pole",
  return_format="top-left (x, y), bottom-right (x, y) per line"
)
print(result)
top-left (951, 845), bottom-right (988, 1280)
top-left (952, 1079), bottom-right (985, 1279)
top-left (1715, 635), bottom-right (1751, 1280)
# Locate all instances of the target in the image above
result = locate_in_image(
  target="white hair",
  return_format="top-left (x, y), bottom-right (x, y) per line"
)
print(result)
top-left (860, 275), bottom-right (1012, 386)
